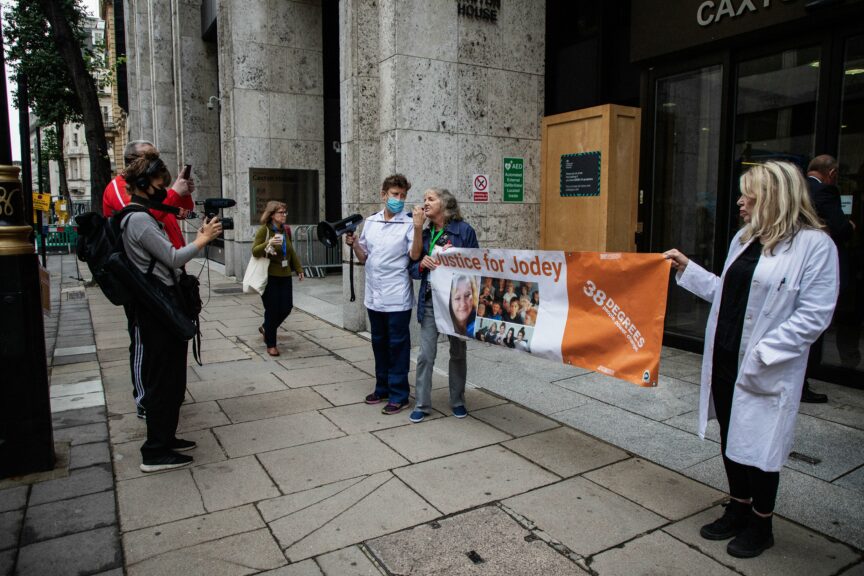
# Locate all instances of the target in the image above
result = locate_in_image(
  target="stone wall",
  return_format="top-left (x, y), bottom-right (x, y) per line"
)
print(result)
top-left (340, 0), bottom-right (546, 330)
top-left (217, 0), bottom-right (326, 277)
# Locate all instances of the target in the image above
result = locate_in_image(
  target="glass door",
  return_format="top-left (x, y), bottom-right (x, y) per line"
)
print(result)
top-left (829, 34), bottom-right (864, 374)
top-left (651, 65), bottom-right (723, 341)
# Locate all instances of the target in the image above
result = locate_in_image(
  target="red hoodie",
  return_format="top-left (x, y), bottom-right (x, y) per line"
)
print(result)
top-left (102, 175), bottom-right (194, 249)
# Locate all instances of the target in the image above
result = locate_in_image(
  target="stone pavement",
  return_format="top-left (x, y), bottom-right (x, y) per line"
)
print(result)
top-left (0, 255), bottom-right (862, 575)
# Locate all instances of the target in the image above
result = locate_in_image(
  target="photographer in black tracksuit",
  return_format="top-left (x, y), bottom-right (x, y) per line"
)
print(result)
top-left (121, 152), bottom-right (222, 472)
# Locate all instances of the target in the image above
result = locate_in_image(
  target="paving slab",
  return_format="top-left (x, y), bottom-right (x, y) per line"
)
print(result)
top-left (554, 401), bottom-right (720, 471)
top-left (29, 464), bottom-right (113, 506)
top-left (186, 374), bottom-right (288, 402)
top-left (50, 379), bottom-right (102, 397)
top-left (503, 477), bottom-right (667, 557)
top-left (192, 455), bottom-right (281, 512)
top-left (191, 359), bottom-right (286, 381)
top-left (556, 372), bottom-right (697, 421)
top-left (258, 560), bottom-right (324, 575)
top-left (321, 403), bottom-right (441, 435)
top-left (16, 526), bottom-right (121, 576)
top-left (429, 386), bottom-right (509, 413)
top-left (53, 421), bottom-right (109, 446)
top-left (276, 363), bottom-right (373, 388)
top-left (798, 398), bottom-right (864, 431)
top-left (176, 400), bottom-right (232, 433)
top-left (374, 416), bottom-right (511, 463)
top-left (21, 490), bottom-right (116, 545)
top-left (122, 505), bottom-right (264, 565)
top-left (213, 412), bottom-right (344, 458)
top-left (835, 465), bottom-right (864, 493)
top-left (257, 478), bottom-right (365, 524)
top-left (116, 469), bottom-right (205, 532)
top-left (107, 412), bottom-right (147, 444)
top-left (218, 388), bottom-right (332, 423)
top-left (589, 529), bottom-right (737, 575)
top-left (0, 550), bottom-right (14, 576)
top-left (332, 346), bottom-right (375, 363)
top-left (112, 429), bottom-right (226, 481)
top-left (278, 472), bottom-right (439, 561)
top-left (841, 562), bottom-right (864, 576)
top-left (656, 357), bottom-right (703, 384)
top-left (783, 414), bottom-right (864, 481)
top-left (315, 545), bottom-right (383, 576)
top-left (259, 433), bottom-right (409, 494)
top-left (663, 506), bottom-right (861, 576)
top-left (584, 458), bottom-right (724, 520)
top-left (502, 427), bottom-right (630, 478)
top-left (471, 403), bottom-right (559, 437)
top-left (662, 409), bottom-right (722, 442)
top-left (478, 378), bottom-right (592, 416)
top-left (276, 354), bottom-right (350, 372)
top-left (313, 379), bottom-right (378, 406)
top-left (51, 390), bottom-right (105, 413)
top-left (52, 405), bottom-right (107, 429)
top-left (0, 509), bottom-right (23, 551)
top-left (125, 528), bottom-right (287, 576)
top-left (0, 486), bottom-right (28, 513)
top-left (367, 505), bottom-right (586, 576)
top-left (396, 445), bottom-right (560, 515)
top-left (49, 361), bottom-right (99, 376)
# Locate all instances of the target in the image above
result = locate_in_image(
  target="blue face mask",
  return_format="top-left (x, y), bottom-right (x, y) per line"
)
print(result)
top-left (386, 198), bottom-right (405, 214)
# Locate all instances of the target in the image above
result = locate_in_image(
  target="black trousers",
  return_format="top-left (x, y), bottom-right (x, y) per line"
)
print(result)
top-left (712, 348), bottom-right (780, 514)
top-left (135, 304), bottom-right (188, 459)
top-left (261, 275), bottom-right (293, 347)
top-left (123, 304), bottom-right (145, 408)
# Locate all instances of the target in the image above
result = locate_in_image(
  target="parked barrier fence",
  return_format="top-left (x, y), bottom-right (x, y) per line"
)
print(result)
top-left (36, 226), bottom-right (78, 254)
top-left (292, 224), bottom-right (341, 277)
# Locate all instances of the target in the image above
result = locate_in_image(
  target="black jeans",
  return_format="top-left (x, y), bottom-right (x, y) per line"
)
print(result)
top-left (261, 275), bottom-right (293, 347)
top-left (135, 305), bottom-right (188, 459)
top-left (712, 348), bottom-right (780, 513)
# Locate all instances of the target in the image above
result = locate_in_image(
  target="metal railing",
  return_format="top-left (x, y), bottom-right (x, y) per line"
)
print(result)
top-left (36, 226), bottom-right (78, 254)
top-left (292, 224), bottom-right (341, 278)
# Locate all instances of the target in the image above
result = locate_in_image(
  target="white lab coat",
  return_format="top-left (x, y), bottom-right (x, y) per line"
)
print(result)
top-left (677, 228), bottom-right (838, 472)
top-left (357, 210), bottom-right (415, 312)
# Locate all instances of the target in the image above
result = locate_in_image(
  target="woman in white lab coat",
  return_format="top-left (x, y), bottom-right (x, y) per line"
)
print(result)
top-left (664, 161), bottom-right (838, 559)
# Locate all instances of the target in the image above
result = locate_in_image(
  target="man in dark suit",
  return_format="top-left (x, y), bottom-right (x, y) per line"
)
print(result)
top-left (803, 155), bottom-right (856, 403)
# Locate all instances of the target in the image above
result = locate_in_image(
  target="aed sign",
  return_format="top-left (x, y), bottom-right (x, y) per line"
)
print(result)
top-left (696, 0), bottom-right (796, 27)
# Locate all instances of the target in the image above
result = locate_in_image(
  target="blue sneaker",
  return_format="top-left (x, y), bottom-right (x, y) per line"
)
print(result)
top-left (452, 406), bottom-right (468, 418)
top-left (409, 410), bottom-right (428, 423)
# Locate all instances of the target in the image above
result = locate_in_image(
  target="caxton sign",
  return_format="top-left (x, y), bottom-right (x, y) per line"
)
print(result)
top-left (696, 0), bottom-right (797, 27)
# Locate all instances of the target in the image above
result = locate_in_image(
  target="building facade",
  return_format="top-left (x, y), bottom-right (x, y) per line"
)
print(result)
top-left (119, 0), bottom-right (864, 387)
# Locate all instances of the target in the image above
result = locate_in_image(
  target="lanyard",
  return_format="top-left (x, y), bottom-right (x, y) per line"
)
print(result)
top-left (428, 226), bottom-right (445, 256)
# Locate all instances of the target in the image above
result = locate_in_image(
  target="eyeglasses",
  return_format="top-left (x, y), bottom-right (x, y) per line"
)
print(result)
top-left (274, 211), bottom-right (287, 214)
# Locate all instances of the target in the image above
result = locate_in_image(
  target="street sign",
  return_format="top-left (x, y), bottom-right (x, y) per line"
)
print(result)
top-left (32, 193), bottom-right (50, 212)
top-left (472, 173), bottom-right (489, 202)
top-left (503, 157), bottom-right (524, 202)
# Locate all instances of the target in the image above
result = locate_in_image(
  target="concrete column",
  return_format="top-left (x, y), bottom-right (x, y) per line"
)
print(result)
top-left (217, 0), bottom-right (325, 278)
top-left (339, 0), bottom-right (545, 331)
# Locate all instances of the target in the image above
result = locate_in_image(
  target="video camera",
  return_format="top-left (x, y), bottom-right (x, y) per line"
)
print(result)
top-left (188, 198), bottom-right (235, 231)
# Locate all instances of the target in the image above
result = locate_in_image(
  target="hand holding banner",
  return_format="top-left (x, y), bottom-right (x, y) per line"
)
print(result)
top-left (428, 248), bottom-right (671, 387)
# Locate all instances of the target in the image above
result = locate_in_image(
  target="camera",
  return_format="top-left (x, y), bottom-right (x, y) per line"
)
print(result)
top-left (189, 198), bottom-right (235, 231)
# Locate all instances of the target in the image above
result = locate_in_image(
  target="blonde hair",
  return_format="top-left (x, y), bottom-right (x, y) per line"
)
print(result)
top-left (260, 201), bottom-right (287, 225)
top-left (739, 161), bottom-right (823, 254)
top-left (449, 274), bottom-right (478, 334)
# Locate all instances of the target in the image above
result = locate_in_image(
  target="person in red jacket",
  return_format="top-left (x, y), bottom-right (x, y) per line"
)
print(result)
top-left (103, 140), bottom-right (195, 249)
top-left (104, 140), bottom-right (196, 418)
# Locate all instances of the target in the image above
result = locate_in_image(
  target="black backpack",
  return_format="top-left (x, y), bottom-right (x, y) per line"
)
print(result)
top-left (76, 205), bottom-right (148, 306)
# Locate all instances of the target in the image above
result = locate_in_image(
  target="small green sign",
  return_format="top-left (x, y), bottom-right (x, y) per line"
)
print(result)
top-left (503, 157), bottom-right (524, 202)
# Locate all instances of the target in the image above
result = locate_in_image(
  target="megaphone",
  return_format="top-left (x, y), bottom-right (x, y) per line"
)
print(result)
top-left (317, 214), bottom-right (363, 247)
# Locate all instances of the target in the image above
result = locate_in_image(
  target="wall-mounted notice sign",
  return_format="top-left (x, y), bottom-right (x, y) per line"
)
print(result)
top-left (33, 193), bottom-right (51, 212)
top-left (503, 157), bottom-right (524, 202)
top-left (561, 151), bottom-right (601, 197)
top-left (472, 174), bottom-right (489, 202)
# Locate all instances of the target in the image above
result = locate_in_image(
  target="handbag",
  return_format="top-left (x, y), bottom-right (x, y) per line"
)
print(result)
top-left (243, 228), bottom-right (271, 294)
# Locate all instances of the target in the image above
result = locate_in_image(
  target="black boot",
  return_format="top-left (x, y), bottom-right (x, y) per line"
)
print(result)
top-left (700, 499), bottom-right (750, 540)
top-left (801, 380), bottom-right (828, 403)
top-left (727, 511), bottom-right (774, 558)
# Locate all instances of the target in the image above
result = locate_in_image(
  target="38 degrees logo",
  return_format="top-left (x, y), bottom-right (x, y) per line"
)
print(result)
top-left (583, 280), bottom-right (646, 351)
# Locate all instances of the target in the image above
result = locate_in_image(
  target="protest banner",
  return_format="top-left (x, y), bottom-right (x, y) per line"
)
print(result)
top-left (428, 248), bottom-right (671, 387)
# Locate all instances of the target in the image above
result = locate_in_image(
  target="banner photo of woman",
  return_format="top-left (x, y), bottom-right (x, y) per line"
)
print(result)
top-left (427, 247), bottom-right (671, 387)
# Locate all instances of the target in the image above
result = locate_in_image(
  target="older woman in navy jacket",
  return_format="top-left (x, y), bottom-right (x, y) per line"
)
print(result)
top-left (408, 188), bottom-right (479, 423)
top-left (665, 161), bottom-right (838, 559)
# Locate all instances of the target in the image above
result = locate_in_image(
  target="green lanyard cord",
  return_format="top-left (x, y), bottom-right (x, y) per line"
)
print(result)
top-left (428, 227), bottom-right (445, 256)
